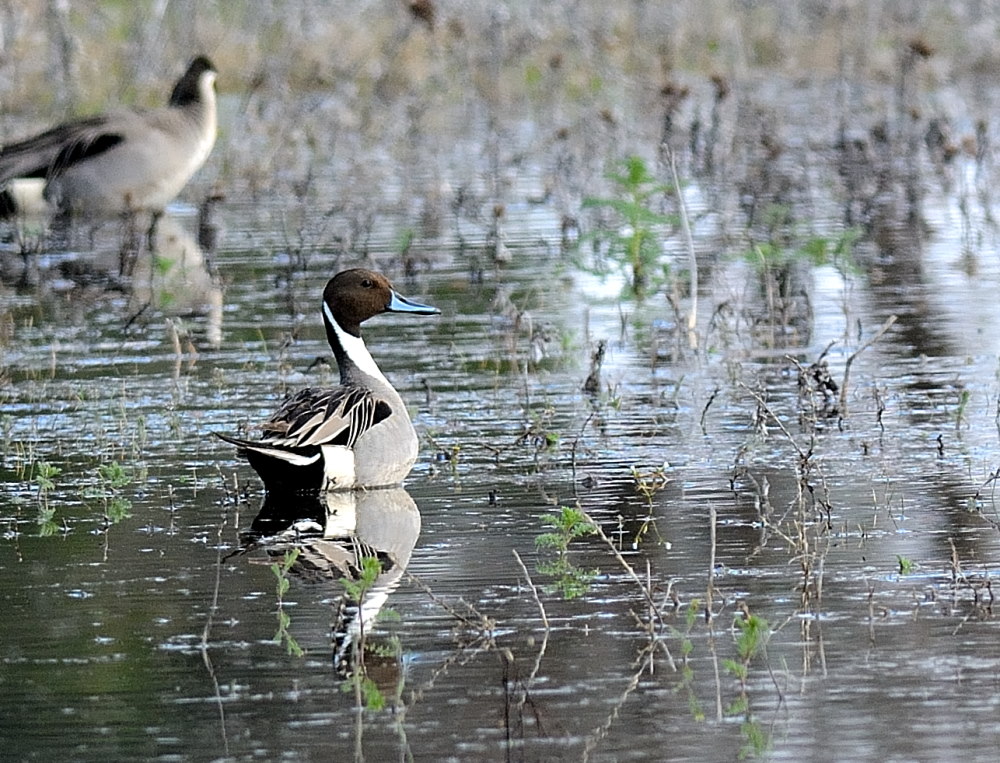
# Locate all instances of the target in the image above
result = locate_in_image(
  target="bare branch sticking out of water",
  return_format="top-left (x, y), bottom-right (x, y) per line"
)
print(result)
top-left (948, 536), bottom-right (995, 635)
top-left (866, 581), bottom-right (878, 646)
top-left (738, 382), bottom-right (807, 460)
top-left (511, 550), bottom-right (550, 730)
top-left (971, 466), bottom-right (1000, 531)
top-left (570, 411), bottom-right (596, 488)
top-left (700, 387), bottom-right (721, 434)
top-left (579, 510), bottom-right (675, 671)
top-left (404, 571), bottom-right (496, 636)
top-left (708, 502), bottom-right (724, 721)
top-left (400, 634), bottom-right (496, 718)
top-left (200, 504), bottom-right (230, 757)
top-left (581, 650), bottom-right (652, 763)
top-left (838, 315), bottom-right (897, 418)
top-left (512, 549), bottom-right (549, 631)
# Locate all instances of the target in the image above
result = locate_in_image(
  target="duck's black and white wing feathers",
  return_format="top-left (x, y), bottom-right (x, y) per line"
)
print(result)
top-left (260, 386), bottom-right (391, 449)
top-left (215, 385), bottom-right (392, 464)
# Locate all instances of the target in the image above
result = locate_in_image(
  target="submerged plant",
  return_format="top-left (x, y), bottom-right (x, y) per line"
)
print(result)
top-left (955, 389), bottom-right (971, 431)
top-left (631, 464), bottom-right (670, 505)
top-left (340, 671), bottom-right (386, 712)
top-left (36, 505), bottom-right (60, 537)
top-left (579, 155), bottom-right (677, 297)
top-left (741, 223), bottom-right (861, 318)
top-left (535, 505), bottom-right (598, 599)
top-left (745, 227), bottom-right (860, 279)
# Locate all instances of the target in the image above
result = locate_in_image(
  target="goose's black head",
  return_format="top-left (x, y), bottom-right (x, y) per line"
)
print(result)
top-left (169, 55), bottom-right (217, 107)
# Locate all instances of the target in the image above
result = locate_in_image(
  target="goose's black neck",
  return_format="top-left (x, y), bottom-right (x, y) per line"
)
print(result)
top-left (170, 57), bottom-right (214, 107)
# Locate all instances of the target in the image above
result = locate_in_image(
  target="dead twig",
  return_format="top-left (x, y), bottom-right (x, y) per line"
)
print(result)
top-left (405, 571), bottom-right (496, 635)
top-left (838, 315), bottom-right (897, 417)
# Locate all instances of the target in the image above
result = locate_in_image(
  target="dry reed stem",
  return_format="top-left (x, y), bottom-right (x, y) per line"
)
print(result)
top-left (405, 571), bottom-right (495, 635)
top-left (200, 505), bottom-right (231, 756)
top-left (838, 314), bottom-right (897, 417)
top-left (511, 547), bottom-right (551, 700)
top-left (580, 510), bottom-right (667, 632)
top-left (738, 382), bottom-right (807, 460)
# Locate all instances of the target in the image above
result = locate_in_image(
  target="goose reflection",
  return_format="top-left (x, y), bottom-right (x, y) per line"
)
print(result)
top-left (1, 209), bottom-right (223, 348)
top-left (240, 487), bottom-right (420, 675)
top-left (127, 213), bottom-right (223, 348)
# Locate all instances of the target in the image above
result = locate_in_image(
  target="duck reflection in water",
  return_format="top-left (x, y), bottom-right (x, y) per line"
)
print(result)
top-left (236, 486), bottom-right (420, 679)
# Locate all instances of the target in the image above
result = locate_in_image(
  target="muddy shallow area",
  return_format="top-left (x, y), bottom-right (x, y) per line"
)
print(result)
top-left (5, 3), bottom-right (1000, 761)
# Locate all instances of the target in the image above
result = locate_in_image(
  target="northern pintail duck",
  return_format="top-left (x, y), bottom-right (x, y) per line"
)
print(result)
top-left (217, 268), bottom-right (440, 492)
top-left (0, 56), bottom-right (217, 216)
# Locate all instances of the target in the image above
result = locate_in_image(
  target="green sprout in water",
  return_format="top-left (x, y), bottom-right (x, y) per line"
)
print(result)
top-left (955, 389), bottom-right (970, 431)
top-left (83, 461), bottom-right (133, 527)
top-left (340, 556), bottom-right (389, 711)
top-left (677, 599), bottom-right (705, 722)
top-left (33, 461), bottom-right (62, 536)
top-left (580, 155), bottom-right (677, 298)
top-left (723, 607), bottom-right (772, 760)
top-left (341, 555), bottom-right (382, 608)
top-left (897, 555), bottom-right (915, 575)
top-left (271, 548), bottom-right (304, 657)
top-left (34, 460), bottom-right (60, 498)
top-left (535, 505), bottom-right (598, 599)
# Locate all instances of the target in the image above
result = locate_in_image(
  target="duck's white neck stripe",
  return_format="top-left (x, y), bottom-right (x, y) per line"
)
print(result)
top-left (323, 301), bottom-right (388, 383)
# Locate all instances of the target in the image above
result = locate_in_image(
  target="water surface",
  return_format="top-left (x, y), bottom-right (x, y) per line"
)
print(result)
top-left (4, 56), bottom-right (1000, 763)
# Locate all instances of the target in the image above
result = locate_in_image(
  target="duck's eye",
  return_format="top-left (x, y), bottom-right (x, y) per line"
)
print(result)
top-left (362, 279), bottom-right (374, 288)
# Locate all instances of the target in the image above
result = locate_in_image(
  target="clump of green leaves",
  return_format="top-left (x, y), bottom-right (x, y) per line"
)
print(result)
top-left (33, 461), bottom-right (62, 536)
top-left (340, 556), bottom-right (389, 710)
top-left (535, 506), bottom-right (598, 599)
top-left (271, 548), bottom-right (304, 656)
top-left (743, 222), bottom-right (861, 285)
top-left (341, 555), bottom-right (382, 607)
top-left (84, 461), bottom-right (133, 526)
top-left (33, 460), bottom-right (60, 501)
top-left (580, 155), bottom-right (677, 298)
top-left (341, 672), bottom-right (386, 711)
top-left (677, 599), bottom-right (705, 722)
top-left (723, 608), bottom-right (772, 759)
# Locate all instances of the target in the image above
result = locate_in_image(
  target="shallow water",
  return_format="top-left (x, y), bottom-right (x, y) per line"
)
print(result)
top-left (4, 55), bottom-right (1000, 763)
top-left (4, 174), bottom-right (1000, 762)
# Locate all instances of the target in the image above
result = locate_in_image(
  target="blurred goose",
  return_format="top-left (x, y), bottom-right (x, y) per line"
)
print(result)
top-left (0, 55), bottom-right (217, 216)
top-left (217, 268), bottom-right (441, 491)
